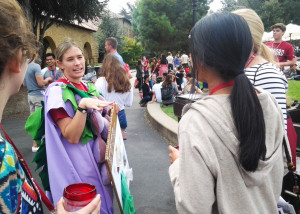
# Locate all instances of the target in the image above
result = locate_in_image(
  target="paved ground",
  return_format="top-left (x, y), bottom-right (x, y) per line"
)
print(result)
top-left (1, 71), bottom-right (177, 214)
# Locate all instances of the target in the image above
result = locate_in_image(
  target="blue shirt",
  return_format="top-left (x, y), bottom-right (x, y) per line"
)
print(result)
top-left (174, 57), bottom-right (180, 66)
top-left (113, 52), bottom-right (124, 67)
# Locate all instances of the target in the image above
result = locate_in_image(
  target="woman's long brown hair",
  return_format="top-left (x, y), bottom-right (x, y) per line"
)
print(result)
top-left (100, 54), bottom-right (131, 93)
top-left (162, 74), bottom-right (173, 87)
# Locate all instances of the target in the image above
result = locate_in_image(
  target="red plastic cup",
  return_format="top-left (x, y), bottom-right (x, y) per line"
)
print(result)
top-left (63, 183), bottom-right (97, 212)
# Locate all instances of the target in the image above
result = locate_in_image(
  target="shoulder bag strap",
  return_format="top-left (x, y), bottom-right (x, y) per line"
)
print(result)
top-left (282, 136), bottom-right (296, 172)
top-left (0, 123), bottom-right (55, 212)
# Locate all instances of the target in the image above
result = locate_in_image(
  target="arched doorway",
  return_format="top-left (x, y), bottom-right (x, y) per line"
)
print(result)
top-left (83, 42), bottom-right (93, 65)
top-left (42, 36), bottom-right (56, 67)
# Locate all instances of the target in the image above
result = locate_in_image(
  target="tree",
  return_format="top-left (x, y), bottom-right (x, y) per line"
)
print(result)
top-left (119, 37), bottom-right (144, 65)
top-left (96, 11), bottom-right (121, 62)
top-left (132, 0), bottom-right (209, 55)
top-left (221, 0), bottom-right (300, 30)
top-left (119, 3), bottom-right (135, 21)
top-left (260, 0), bottom-right (300, 30)
top-left (18, 0), bottom-right (108, 42)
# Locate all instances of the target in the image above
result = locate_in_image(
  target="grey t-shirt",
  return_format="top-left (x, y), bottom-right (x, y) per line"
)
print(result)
top-left (42, 67), bottom-right (62, 82)
top-left (24, 62), bottom-right (44, 96)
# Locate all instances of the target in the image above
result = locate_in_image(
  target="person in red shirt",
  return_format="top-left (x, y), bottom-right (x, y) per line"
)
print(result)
top-left (141, 56), bottom-right (149, 76)
top-left (266, 23), bottom-right (296, 71)
top-left (266, 23), bottom-right (298, 170)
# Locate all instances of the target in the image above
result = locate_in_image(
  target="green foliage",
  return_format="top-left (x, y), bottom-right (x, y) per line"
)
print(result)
top-left (261, 0), bottom-right (300, 30)
top-left (119, 2), bottom-right (135, 21)
top-left (160, 104), bottom-right (178, 121)
top-left (96, 11), bottom-right (121, 62)
top-left (18, 0), bottom-right (107, 41)
top-left (119, 37), bottom-right (144, 64)
top-left (132, 0), bottom-right (209, 55)
top-left (287, 80), bottom-right (300, 102)
top-left (222, 0), bottom-right (300, 30)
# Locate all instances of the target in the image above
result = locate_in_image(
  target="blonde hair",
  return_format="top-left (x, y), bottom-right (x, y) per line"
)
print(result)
top-left (233, 9), bottom-right (276, 64)
top-left (182, 78), bottom-right (194, 94)
top-left (0, 0), bottom-right (38, 75)
top-left (56, 38), bottom-right (82, 62)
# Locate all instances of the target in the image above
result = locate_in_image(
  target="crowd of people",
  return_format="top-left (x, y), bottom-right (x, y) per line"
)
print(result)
top-left (0, 0), bottom-right (299, 213)
top-left (136, 53), bottom-right (205, 107)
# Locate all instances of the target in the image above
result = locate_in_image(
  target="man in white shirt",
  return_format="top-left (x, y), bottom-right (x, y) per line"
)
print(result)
top-left (166, 52), bottom-right (174, 71)
top-left (149, 73), bottom-right (167, 103)
top-left (181, 51), bottom-right (189, 69)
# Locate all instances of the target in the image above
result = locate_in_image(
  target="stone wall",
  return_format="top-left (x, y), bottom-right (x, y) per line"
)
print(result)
top-left (43, 23), bottom-right (99, 64)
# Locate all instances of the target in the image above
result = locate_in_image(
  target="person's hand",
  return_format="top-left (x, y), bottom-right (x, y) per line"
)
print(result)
top-left (148, 101), bottom-right (154, 104)
top-left (46, 77), bottom-right (53, 83)
top-left (56, 194), bottom-right (101, 214)
top-left (113, 102), bottom-right (120, 114)
top-left (79, 98), bottom-right (113, 111)
top-left (168, 145), bottom-right (179, 164)
top-left (89, 78), bottom-right (96, 84)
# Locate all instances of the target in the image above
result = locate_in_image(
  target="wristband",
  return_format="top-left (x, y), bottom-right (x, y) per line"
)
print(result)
top-left (77, 106), bottom-right (87, 114)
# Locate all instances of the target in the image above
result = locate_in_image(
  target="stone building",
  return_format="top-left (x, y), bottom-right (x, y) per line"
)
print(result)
top-left (42, 20), bottom-right (99, 64)
top-left (112, 13), bottom-right (134, 38)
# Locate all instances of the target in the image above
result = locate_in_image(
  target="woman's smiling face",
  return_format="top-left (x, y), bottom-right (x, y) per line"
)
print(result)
top-left (58, 46), bottom-right (85, 83)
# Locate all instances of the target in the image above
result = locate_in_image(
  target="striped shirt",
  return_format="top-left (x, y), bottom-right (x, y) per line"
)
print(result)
top-left (245, 62), bottom-right (288, 130)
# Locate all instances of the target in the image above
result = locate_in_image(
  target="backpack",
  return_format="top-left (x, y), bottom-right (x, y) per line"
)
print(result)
top-left (161, 84), bottom-right (173, 101)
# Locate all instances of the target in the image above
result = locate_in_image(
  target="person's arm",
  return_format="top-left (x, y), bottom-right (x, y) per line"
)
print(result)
top-left (173, 83), bottom-right (180, 95)
top-left (279, 57), bottom-right (297, 67)
top-left (169, 116), bottom-right (216, 213)
top-left (36, 75), bottom-right (52, 87)
top-left (195, 86), bottom-right (203, 94)
top-left (56, 98), bottom-right (113, 144)
top-left (149, 91), bottom-right (156, 104)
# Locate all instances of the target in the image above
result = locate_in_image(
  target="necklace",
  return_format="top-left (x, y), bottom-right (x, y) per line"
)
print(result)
top-left (272, 41), bottom-right (283, 49)
top-left (48, 67), bottom-right (56, 80)
top-left (209, 80), bottom-right (235, 95)
top-left (245, 54), bottom-right (256, 68)
top-left (63, 75), bottom-right (87, 90)
top-left (63, 75), bottom-right (75, 87)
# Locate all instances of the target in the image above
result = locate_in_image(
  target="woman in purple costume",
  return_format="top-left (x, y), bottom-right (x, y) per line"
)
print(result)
top-left (44, 38), bottom-right (114, 214)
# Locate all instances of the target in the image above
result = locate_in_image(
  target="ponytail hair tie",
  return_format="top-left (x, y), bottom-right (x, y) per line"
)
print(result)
top-left (234, 70), bottom-right (245, 77)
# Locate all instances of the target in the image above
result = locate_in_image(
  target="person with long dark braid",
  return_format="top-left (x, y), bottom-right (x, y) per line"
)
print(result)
top-left (168, 12), bottom-right (285, 213)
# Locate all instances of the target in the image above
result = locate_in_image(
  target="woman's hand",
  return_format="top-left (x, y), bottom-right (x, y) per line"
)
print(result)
top-left (168, 145), bottom-right (179, 164)
top-left (113, 102), bottom-right (120, 114)
top-left (56, 194), bottom-right (101, 214)
top-left (78, 97), bottom-right (113, 111)
top-left (107, 102), bottom-right (120, 115)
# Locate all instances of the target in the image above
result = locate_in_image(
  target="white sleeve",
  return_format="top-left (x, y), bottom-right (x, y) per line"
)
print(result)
top-left (95, 77), bottom-right (106, 95)
top-left (124, 85), bottom-right (133, 107)
top-left (95, 78), bottom-right (101, 92)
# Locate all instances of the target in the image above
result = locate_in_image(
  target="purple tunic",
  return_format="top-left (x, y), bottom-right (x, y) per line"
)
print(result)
top-left (44, 82), bottom-right (113, 213)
